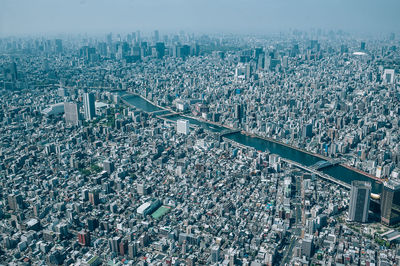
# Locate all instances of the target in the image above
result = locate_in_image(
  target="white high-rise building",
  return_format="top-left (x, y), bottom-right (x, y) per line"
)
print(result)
top-left (64, 102), bottom-right (80, 126)
top-left (177, 119), bottom-right (189, 135)
top-left (383, 69), bottom-right (395, 84)
top-left (83, 92), bottom-right (96, 121)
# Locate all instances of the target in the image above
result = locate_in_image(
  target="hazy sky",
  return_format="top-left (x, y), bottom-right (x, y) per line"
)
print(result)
top-left (1, 0), bottom-right (400, 36)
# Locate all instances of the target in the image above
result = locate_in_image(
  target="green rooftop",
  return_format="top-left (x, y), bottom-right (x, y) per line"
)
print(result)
top-left (151, 205), bottom-right (172, 219)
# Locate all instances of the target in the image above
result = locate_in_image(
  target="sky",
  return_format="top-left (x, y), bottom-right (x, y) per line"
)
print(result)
top-left (1, 0), bottom-right (400, 36)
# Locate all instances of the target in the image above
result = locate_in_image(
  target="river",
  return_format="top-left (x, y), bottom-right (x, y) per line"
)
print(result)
top-left (122, 93), bottom-right (382, 193)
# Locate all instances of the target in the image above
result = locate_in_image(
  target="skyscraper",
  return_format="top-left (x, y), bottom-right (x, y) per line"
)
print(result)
top-left (8, 193), bottom-right (23, 210)
top-left (211, 246), bottom-right (220, 263)
top-left (89, 191), bottom-right (99, 206)
top-left (78, 230), bottom-right (91, 246)
top-left (234, 104), bottom-right (242, 121)
top-left (348, 181), bottom-right (371, 223)
top-left (83, 92), bottom-right (96, 121)
top-left (177, 119), bottom-right (189, 135)
top-left (103, 160), bottom-right (114, 175)
top-left (55, 39), bottom-right (63, 53)
top-left (302, 123), bottom-right (313, 139)
top-left (383, 69), bottom-right (395, 84)
top-left (3, 62), bottom-right (18, 82)
top-left (381, 180), bottom-right (400, 225)
top-left (64, 102), bottom-right (80, 126)
top-left (360, 41), bottom-right (366, 51)
top-left (128, 241), bottom-right (139, 259)
top-left (154, 30), bottom-right (159, 42)
top-left (155, 42), bottom-right (165, 59)
top-left (301, 234), bottom-right (314, 258)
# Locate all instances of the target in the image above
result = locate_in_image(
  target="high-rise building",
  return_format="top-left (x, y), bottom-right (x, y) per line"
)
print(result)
top-left (78, 230), bottom-right (91, 246)
top-left (55, 39), bottom-right (63, 53)
top-left (381, 180), bottom-right (400, 225)
top-left (103, 160), bottom-right (114, 175)
top-left (89, 191), bottom-right (99, 206)
top-left (155, 42), bottom-right (165, 59)
top-left (128, 241), bottom-right (139, 258)
top-left (64, 102), bottom-right (80, 126)
top-left (83, 92), bottom-right (96, 121)
top-left (348, 181), bottom-right (371, 223)
top-left (3, 62), bottom-right (18, 82)
top-left (383, 69), bottom-right (395, 84)
top-left (177, 119), bottom-right (189, 135)
top-left (235, 104), bottom-right (242, 121)
top-left (110, 236), bottom-right (121, 254)
top-left (8, 193), bottom-right (23, 210)
top-left (154, 30), bottom-right (159, 42)
top-left (211, 246), bottom-right (220, 263)
top-left (119, 239), bottom-right (128, 255)
top-left (302, 123), bottom-right (313, 138)
top-left (360, 41), bottom-right (366, 51)
top-left (301, 234), bottom-right (314, 258)
top-left (106, 33), bottom-right (112, 44)
top-left (136, 30), bottom-right (141, 43)
top-left (137, 183), bottom-right (148, 196)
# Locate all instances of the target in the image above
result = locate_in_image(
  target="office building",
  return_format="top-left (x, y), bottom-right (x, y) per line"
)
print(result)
top-left (3, 62), bottom-right (18, 82)
top-left (128, 241), bottom-right (139, 258)
top-left (55, 39), bottom-right (63, 53)
top-left (383, 69), bottom-right (395, 84)
top-left (64, 102), bottom-right (80, 126)
top-left (177, 119), bottom-right (189, 135)
top-left (381, 180), bottom-right (400, 225)
top-left (155, 42), bottom-right (165, 59)
top-left (301, 234), bottom-right (314, 258)
top-left (154, 30), bottom-right (159, 42)
top-left (303, 123), bottom-right (313, 138)
top-left (8, 194), bottom-right (23, 211)
top-left (235, 104), bottom-right (242, 121)
top-left (89, 191), bottom-right (99, 206)
top-left (348, 181), bottom-right (371, 223)
top-left (78, 231), bottom-right (91, 246)
top-left (211, 246), bottom-right (220, 263)
top-left (103, 160), bottom-right (114, 174)
top-left (110, 236), bottom-right (121, 254)
top-left (119, 239), bottom-right (128, 256)
top-left (83, 92), bottom-right (96, 121)
top-left (360, 41), bottom-right (366, 51)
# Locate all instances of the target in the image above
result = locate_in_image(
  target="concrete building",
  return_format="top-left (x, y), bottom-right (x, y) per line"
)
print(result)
top-left (348, 181), bottom-right (371, 223)
top-left (83, 92), bottom-right (96, 121)
top-left (64, 102), bottom-right (80, 126)
top-left (177, 119), bottom-right (189, 135)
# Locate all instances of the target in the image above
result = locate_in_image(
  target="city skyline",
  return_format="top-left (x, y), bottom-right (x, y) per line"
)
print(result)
top-left (1, 0), bottom-right (400, 36)
top-left (1, 1), bottom-right (400, 264)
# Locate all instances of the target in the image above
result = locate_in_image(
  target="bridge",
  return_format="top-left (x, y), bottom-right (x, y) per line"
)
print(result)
top-left (309, 159), bottom-right (343, 171)
top-left (281, 158), bottom-right (351, 190)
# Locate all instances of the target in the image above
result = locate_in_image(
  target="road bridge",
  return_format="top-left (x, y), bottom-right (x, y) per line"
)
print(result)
top-left (281, 158), bottom-right (351, 190)
top-left (309, 159), bottom-right (343, 170)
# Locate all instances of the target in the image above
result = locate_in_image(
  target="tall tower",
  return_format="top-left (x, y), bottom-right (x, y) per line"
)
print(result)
top-left (348, 181), bottom-right (371, 223)
top-left (3, 62), bottom-right (18, 82)
top-left (64, 102), bottom-right (80, 126)
top-left (154, 30), bottom-right (159, 42)
top-left (83, 92), bottom-right (96, 121)
top-left (177, 119), bottom-right (189, 135)
top-left (381, 180), bottom-right (400, 225)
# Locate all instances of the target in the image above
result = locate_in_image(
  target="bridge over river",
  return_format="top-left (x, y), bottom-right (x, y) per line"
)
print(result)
top-left (121, 92), bottom-right (383, 194)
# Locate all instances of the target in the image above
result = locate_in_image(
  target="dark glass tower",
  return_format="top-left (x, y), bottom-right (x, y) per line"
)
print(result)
top-left (348, 181), bottom-right (371, 223)
top-left (381, 180), bottom-right (400, 225)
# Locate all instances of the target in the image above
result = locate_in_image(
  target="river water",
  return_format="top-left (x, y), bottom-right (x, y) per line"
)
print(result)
top-left (123, 94), bottom-right (382, 193)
